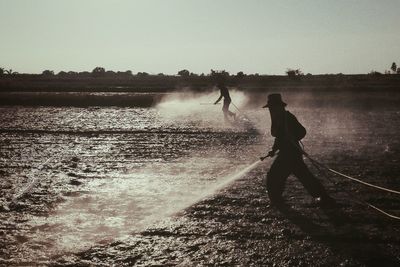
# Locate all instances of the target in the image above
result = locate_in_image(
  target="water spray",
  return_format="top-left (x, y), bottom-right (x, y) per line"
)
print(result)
top-left (172, 155), bottom-right (274, 215)
top-left (169, 159), bottom-right (264, 216)
top-left (231, 101), bottom-right (252, 122)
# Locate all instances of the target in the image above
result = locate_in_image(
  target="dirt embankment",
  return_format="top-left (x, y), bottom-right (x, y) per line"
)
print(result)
top-left (1, 73), bottom-right (400, 93)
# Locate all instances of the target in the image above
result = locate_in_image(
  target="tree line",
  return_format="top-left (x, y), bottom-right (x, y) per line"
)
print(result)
top-left (0, 67), bottom-right (258, 78)
top-left (1, 63), bottom-right (400, 78)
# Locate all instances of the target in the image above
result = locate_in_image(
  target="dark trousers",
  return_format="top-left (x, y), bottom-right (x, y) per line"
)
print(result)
top-left (222, 100), bottom-right (235, 120)
top-left (266, 153), bottom-right (329, 204)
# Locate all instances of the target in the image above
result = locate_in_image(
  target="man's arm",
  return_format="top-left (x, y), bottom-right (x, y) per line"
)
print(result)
top-left (260, 138), bottom-right (279, 161)
top-left (214, 94), bottom-right (223, 104)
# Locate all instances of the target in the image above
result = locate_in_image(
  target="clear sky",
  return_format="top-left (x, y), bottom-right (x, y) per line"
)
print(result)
top-left (1, 0), bottom-right (399, 75)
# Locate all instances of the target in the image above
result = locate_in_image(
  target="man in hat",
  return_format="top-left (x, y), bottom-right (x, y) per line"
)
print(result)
top-left (260, 93), bottom-right (335, 208)
top-left (214, 82), bottom-right (236, 122)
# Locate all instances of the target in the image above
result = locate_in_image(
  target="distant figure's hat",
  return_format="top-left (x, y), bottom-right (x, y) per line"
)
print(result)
top-left (262, 93), bottom-right (287, 108)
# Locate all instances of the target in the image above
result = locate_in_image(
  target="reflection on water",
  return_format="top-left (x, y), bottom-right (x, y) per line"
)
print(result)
top-left (28, 156), bottom-right (255, 257)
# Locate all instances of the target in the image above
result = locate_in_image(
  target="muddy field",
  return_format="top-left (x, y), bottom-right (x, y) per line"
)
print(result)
top-left (0, 91), bottom-right (400, 266)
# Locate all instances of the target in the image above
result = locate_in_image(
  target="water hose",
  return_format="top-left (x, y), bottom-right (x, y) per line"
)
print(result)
top-left (300, 148), bottom-right (400, 196)
top-left (276, 112), bottom-right (400, 219)
top-left (299, 142), bottom-right (400, 220)
top-left (231, 102), bottom-right (252, 121)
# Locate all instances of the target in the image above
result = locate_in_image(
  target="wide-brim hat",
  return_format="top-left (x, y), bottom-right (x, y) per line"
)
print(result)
top-left (262, 93), bottom-right (287, 108)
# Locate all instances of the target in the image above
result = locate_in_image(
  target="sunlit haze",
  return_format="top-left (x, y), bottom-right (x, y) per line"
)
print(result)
top-left (1, 0), bottom-right (399, 75)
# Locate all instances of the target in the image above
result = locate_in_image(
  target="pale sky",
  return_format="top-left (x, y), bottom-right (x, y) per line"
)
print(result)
top-left (0, 0), bottom-right (399, 75)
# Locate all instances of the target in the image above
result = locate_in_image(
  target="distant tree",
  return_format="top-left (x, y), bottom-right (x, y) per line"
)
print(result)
top-left (57, 71), bottom-right (67, 76)
top-left (384, 70), bottom-right (391, 75)
top-left (78, 71), bottom-right (90, 77)
top-left (137, 72), bottom-right (149, 77)
top-left (0, 67), bottom-right (4, 75)
top-left (286, 68), bottom-right (303, 77)
top-left (220, 70), bottom-right (230, 77)
top-left (177, 69), bottom-right (190, 77)
top-left (306, 73), bottom-right (312, 76)
top-left (157, 73), bottom-right (165, 76)
top-left (397, 68), bottom-right (400, 74)
top-left (236, 71), bottom-right (245, 78)
top-left (210, 69), bottom-right (229, 78)
top-left (115, 70), bottom-right (133, 78)
top-left (42, 70), bottom-right (54, 76)
top-left (286, 69), bottom-right (296, 77)
top-left (4, 69), bottom-right (18, 75)
top-left (106, 70), bottom-right (116, 76)
top-left (391, 62), bottom-right (397, 73)
top-left (92, 67), bottom-right (106, 77)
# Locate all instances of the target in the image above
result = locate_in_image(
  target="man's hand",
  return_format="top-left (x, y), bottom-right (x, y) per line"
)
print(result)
top-left (260, 150), bottom-right (276, 161)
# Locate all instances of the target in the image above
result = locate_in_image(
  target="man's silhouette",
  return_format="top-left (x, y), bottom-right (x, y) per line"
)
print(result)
top-left (260, 94), bottom-right (335, 207)
top-left (214, 82), bottom-right (236, 122)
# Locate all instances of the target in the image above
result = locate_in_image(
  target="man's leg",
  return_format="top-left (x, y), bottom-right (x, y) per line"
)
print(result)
top-left (228, 110), bottom-right (236, 119)
top-left (292, 157), bottom-right (333, 201)
top-left (222, 104), bottom-right (230, 121)
top-left (227, 103), bottom-right (236, 119)
top-left (266, 156), bottom-right (291, 205)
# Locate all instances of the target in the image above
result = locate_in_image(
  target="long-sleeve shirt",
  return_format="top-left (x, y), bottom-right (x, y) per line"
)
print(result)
top-left (271, 111), bottom-right (306, 155)
top-left (216, 85), bottom-right (231, 103)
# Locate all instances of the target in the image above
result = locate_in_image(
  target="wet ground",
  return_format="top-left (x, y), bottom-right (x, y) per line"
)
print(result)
top-left (1, 91), bottom-right (400, 266)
